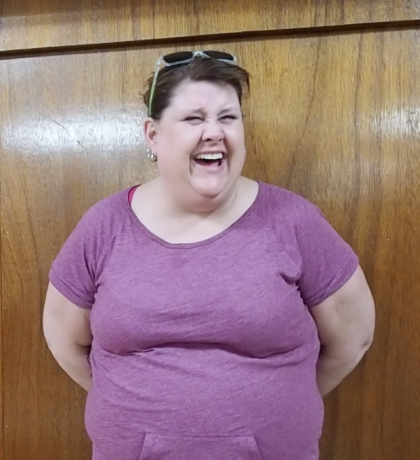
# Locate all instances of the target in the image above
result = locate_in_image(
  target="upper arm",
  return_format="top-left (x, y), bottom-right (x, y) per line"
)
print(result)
top-left (43, 282), bottom-right (93, 348)
top-left (310, 265), bottom-right (375, 349)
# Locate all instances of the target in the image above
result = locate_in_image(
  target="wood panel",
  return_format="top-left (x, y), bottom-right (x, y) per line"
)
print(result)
top-left (1, 29), bottom-right (419, 459)
top-left (0, 80), bottom-right (3, 460)
top-left (1, 0), bottom-right (420, 52)
top-left (0, 52), bottom-right (153, 460)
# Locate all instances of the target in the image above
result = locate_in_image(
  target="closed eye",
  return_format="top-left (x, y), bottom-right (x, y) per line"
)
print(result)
top-left (184, 116), bottom-right (203, 122)
top-left (220, 115), bottom-right (237, 121)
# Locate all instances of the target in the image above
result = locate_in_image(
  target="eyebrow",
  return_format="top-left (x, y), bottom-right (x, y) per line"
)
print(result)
top-left (219, 107), bottom-right (238, 114)
top-left (184, 108), bottom-right (205, 114)
top-left (182, 106), bottom-right (239, 115)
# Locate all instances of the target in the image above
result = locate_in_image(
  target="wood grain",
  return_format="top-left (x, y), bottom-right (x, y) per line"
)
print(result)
top-left (0, 62), bottom-right (90, 459)
top-left (1, 29), bottom-right (420, 459)
top-left (1, 0), bottom-right (420, 52)
top-left (0, 64), bottom-right (3, 460)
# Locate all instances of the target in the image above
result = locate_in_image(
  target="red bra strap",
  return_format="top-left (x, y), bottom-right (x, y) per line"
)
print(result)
top-left (128, 185), bottom-right (140, 205)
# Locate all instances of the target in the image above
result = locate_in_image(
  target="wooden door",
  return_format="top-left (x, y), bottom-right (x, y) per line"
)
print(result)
top-left (1, 1), bottom-right (420, 459)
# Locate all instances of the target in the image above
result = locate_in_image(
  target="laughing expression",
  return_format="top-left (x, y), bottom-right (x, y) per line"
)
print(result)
top-left (146, 80), bottom-right (247, 202)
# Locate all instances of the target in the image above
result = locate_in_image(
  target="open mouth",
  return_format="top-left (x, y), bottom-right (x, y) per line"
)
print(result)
top-left (193, 152), bottom-right (225, 167)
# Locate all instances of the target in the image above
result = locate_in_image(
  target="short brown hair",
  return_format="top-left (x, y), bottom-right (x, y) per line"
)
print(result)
top-left (143, 57), bottom-right (250, 120)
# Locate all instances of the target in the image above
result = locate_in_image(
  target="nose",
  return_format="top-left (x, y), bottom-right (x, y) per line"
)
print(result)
top-left (202, 119), bottom-right (224, 142)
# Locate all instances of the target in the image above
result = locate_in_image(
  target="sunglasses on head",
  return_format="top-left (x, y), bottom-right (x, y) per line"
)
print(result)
top-left (148, 50), bottom-right (237, 117)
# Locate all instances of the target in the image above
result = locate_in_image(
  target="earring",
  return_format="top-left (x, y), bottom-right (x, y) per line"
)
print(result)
top-left (147, 148), bottom-right (157, 162)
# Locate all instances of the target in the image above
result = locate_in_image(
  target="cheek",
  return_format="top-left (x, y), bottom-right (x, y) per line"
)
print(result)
top-left (159, 126), bottom-right (201, 154)
top-left (156, 131), bottom-right (200, 174)
top-left (226, 125), bottom-right (245, 148)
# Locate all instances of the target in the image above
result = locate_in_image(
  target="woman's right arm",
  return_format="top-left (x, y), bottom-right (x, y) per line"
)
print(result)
top-left (43, 283), bottom-right (93, 391)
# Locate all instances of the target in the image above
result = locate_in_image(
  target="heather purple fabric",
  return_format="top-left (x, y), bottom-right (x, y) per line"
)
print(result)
top-left (49, 181), bottom-right (358, 460)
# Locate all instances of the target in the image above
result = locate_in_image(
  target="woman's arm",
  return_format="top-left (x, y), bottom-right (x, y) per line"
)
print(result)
top-left (43, 283), bottom-right (93, 391)
top-left (310, 265), bottom-right (375, 397)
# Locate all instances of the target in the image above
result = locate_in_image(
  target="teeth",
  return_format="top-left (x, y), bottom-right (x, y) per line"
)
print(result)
top-left (195, 153), bottom-right (224, 160)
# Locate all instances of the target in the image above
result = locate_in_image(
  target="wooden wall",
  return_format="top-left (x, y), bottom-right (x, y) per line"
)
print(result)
top-left (1, 1), bottom-right (420, 459)
top-left (1, 0), bottom-right (420, 51)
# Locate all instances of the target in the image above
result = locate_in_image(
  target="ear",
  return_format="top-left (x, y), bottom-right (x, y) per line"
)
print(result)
top-left (144, 117), bottom-right (160, 150)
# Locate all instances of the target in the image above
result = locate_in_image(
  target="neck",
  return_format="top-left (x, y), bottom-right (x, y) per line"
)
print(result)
top-left (153, 177), bottom-right (240, 219)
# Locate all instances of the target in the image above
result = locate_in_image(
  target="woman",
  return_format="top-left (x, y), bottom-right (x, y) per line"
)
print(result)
top-left (43, 51), bottom-right (375, 460)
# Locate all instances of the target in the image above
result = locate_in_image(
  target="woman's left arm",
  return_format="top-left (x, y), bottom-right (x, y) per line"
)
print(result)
top-left (310, 265), bottom-right (375, 397)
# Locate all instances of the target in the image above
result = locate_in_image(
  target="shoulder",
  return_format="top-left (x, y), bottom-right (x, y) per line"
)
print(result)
top-left (63, 187), bottom-right (134, 248)
top-left (76, 187), bottom-right (132, 230)
top-left (257, 181), bottom-right (322, 225)
top-left (257, 183), bottom-right (358, 305)
top-left (52, 186), bottom-right (134, 269)
top-left (84, 187), bottom-right (131, 219)
top-left (256, 181), bottom-right (348, 255)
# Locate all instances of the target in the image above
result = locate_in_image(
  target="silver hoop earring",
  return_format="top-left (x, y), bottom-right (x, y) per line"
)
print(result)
top-left (147, 148), bottom-right (157, 162)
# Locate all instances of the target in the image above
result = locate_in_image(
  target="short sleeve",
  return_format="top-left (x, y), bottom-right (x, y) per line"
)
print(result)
top-left (293, 202), bottom-right (359, 307)
top-left (49, 208), bottom-right (101, 309)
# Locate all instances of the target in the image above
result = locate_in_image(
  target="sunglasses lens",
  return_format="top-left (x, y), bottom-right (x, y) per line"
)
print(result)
top-left (205, 51), bottom-right (235, 61)
top-left (163, 52), bottom-right (194, 64)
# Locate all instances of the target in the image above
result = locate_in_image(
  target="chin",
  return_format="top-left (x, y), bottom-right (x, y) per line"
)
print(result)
top-left (192, 180), bottom-right (230, 201)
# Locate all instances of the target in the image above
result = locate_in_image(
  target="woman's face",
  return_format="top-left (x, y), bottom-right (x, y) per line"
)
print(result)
top-left (145, 80), bottom-right (246, 204)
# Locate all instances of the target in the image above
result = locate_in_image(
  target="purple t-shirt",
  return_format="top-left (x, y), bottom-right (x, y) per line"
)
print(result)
top-left (49, 181), bottom-right (358, 460)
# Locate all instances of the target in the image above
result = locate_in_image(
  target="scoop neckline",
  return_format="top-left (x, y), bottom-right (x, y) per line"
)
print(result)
top-left (125, 181), bottom-right (262, 249)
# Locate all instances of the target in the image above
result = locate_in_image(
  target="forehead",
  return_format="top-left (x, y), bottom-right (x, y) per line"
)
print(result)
top-left (168, 80), bottom-right (240, 112)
